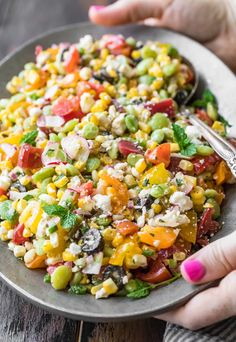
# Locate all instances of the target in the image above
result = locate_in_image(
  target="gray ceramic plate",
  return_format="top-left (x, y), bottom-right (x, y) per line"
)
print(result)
top-left (0, 23), bottom-right (236, 322)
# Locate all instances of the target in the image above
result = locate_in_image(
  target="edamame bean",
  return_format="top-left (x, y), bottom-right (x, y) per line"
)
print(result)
top-left (127, 153), bottom-right (143, 166)
top-left (150, 184), bottom-right (168, 198)
top-left (82, 123), bottom-right (99, 139)
top-left (62, 119), bottom-right (79, 133)
top-left (96, 217), bottom-right (112, 227)
top-left (103, 246), bottom-right (115, 257)
top-left (159, 89), bottom-right (168, 99)
top-left (136, 58), bottom-right (154, 76)
top-left (108, 142), bottom-right (118, 160)
top-left (32, 167), bottom-right (55, 183)
top-left (205, 189), bottom-right (218, 198)
top-left (196, 145), bottom-right (214, 156)
top-left (70, 272), bottom-right (83, 286)
top-left (151, 129), bottom-right (165, 143)
top-left (86, 157), bottom-right (101, 172)
top-left (207, 102), bottom-right (218, 121)
top-left (58, 132), bottom-right (66, 140)
top-left (141, 46), bottom-right (157, 59)
top-left (40, 177), bottom-right (52, 193)
top-left (163, 63), bottom-right (177, 77)
top-left (51, 265), bottom-right (72, 290)
top-left (125, 279), bottom-right (138, 293)
top-left (125, 114), bottom-right (138, 133)
top-left (65, 164), bottom-right (79, 176)
top-left (148, 113), bottom-right (170, 130)
top-left (207, 198), bottom-right (220, 219)
top-left (126, 37), bottom-right (136, 47)
top-left (139, 75), bottom-right (155, 85)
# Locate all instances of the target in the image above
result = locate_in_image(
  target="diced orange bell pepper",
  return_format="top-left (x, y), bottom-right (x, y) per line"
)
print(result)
top-left (179, 210), bottom-right (198, 244)
top-left (215, 160), bottom-right (232, 185)
top-left (26, 254), bottom-right (46, 269)
top-left (138, 226), bottom-right (178, 250)
top-left (140, 163), bottom-right (170, 188)
top-left (145, 143), bottom-right (171, 167)
top-left (115, 220), bottom-right (139, 236)
top-left (109, 241), bottom-right (142, 266)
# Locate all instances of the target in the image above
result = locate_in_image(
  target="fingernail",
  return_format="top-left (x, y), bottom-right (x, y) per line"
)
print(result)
top-left (182, 259), bottom-right (206, 282)
top-left (90, 5), bottom-right (105, 11)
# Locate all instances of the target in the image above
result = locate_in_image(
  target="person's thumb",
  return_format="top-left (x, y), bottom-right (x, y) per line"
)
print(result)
top-left (180, 231), bottom-right (236, 284)
top-left (89, 0), bottom-right (173, 26)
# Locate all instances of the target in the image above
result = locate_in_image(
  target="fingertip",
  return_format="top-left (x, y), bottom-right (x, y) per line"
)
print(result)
top-left (181, 259), bottom-right (206, 284)
top-left (88, 5), bottom-right (106, 24)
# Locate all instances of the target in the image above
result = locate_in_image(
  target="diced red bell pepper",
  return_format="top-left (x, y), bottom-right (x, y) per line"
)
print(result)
top-left (0, 188), bottom-right (6, 196)
top-left (136, 260), bottom-right (172, 284)
top-left (145, 143), bottom-right (170, 167)
top-left (13, 223), bottom-right (29, 245)
top-left (196, 109), bottom-right (213, 126)
top-left (18, 144), bottom-right (43, 169)
top-left (52, 96), bottom-right (84, 122)
top-left (115, 220), bottom-right (139, 236)
top-left (77, 81), bottom-right (104, 100)
top-left (118, 140), bottom-right (143, 157)
top-left (64, 45), bottom-right (80, 73)
top-left (193, 153), bottom-right (220, 175)
top-left (197, 208), bottom-right (220, 239)
top-left (144, 99), bottom-right (175, 117)
top-left (104, 34), bottom-right (131, 57)
top-left (72, 181), bottom-right (94, 198)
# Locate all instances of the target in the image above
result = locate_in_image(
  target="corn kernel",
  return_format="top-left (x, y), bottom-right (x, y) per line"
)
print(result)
top-left (0, 195), bottom-right (7, 202)
top-left (169, 185), bottom-right (177, 194)
top-left (149, 64), bottom-right (163, 78)
top-left (127, 88), bottom-right (139, 98)
top-left (19, 176), bottom-right (32, 186)
top-left (23, 228), bottom-right (33, 238)
top-left (102, 278), bottom-right (118, 295)
top-left (191, 186), bottom-right (206, 205)
top-left (146, 140), bottom-right (158, 149)
top-left (100, 48), bottom-right (109, 60)
top-left (57, 188), bottom-right (64, 200)
top-left (37, 140), bottom-right (48, 149)
top-left (43, 240), bottom-right (54, 253)
top-left (90, 114), bottom-right (99, 126)
top-left (16, 199), bottom-right (28, 214)
top-left (100, 155), bottom-right (113, 165)
top-left (24, 249), bottom-right (36, 264)
top-left (131, 50), bottom-right (141, 59)
top-left (151, 203), bottom-right (162, 214)
top-left (47, 183), bottom-right (57, 198)
top-left (74, 161), bottom-right (85, 170)
top-left (151, 78), bottom-right (164, 91)
top-left (91, 100), bottom-right (106, 113)
top-left (135, 158), bottom-right (147, 173)
top-left (27, 70), bottom-right (40, 85)
top-left (1, 220), bottom-right (12, 231)
top-left (91, 283), bottom-right (103, 295)
top-left (170, 143), bottom-right (180, 152)
top-left (212, 121), bottom-right (225, 134)
top-left (179, 160), bottom-right (194, 172)
top-left (112, 234), bottom-right (124, 248)
top-left (14, 245), bottom-right (26, 258)
top-left (99, 92), bottom-right (111, 105)
top-left (62, 251), bottom-right (77, 262)
top-left (54, 176), bottom-right (69, 188)
top-left (102, 228), bottom-right (116, 241)
top-left (139, 122), bottom-right (152, 134)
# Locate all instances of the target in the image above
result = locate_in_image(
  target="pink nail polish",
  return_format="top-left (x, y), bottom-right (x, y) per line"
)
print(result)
top-left (182, 259), bottom-right (206, 282)
top-left (90, 5), bottom-right (105, 11)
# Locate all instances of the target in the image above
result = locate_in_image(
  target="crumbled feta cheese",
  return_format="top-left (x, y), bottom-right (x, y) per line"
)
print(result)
top-left (169, 191), bottom-right (193, 212)
top-left (111, 114), bottom-right (126, 136)
top-left (95, 287), bottom-right (109, 299)
top-left (0, 176), bottom-right (11, 191)
top-left (148, 206), bottom-right (190, 227)
top-left (153, 240), bottom-right (160, 248)
top-left (93, 194), bottom-right (112, 213)
top-left (186, 125), bottom-right (202, 144)
top-left (50, 232), bottom-right (59, 248)
top-left (68, 242), bottom-right (81, 256)
top-left (107, 167), bottom-right (124, 181)
top-left (122, 275), bottom-right (129, 284)
top-left (79, 35), bottom-right (93, 51)
top-left (80, 67), bottom-right (92, 81)
top-left (7, 229), bottom-right (14, 240)
top-left (28, 107), bottom-right (42, 118)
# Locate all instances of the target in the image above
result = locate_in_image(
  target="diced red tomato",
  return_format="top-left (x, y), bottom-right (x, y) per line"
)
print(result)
top-left (118, 140), bottom-right (143, 157)
top-left (64, 46), bottom-right (80, 73)
top-left (144, 99), bottom-right (175, 117)
top-left (77, 81), bottom-right (104, 100)
top-left (197, 208), bottom-right (220, 239)
top-left (0, 188), bottom-right (6, 196)
top-left (145, 143), bottom-right (170, 167)
top-left (35, 45), bottom-right (43, 57)
top-left (18, 144), bottom-right (43, 169)
top-left (72, 181), bottom-right (94, 198)
top-left (103, 35), bottom-right (131, 57)
top-left (52, 96), bottom-right (84, 122)
top-left (193, 153), bottom-right (220, 175)
top-left (13, 223), bottom-right (29, 245)
top-left (136, 260), bottom-right (172, 284)
top-left (115, 220), bottom-right (139, 236)
top-left (196, 109), bottom-right (213, 126)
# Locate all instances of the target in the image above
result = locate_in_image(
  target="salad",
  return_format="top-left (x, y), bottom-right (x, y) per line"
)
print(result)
top-left (0, 34), bottom-right (233, 299)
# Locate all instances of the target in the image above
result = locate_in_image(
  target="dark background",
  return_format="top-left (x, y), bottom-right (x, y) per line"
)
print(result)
top-left (0, 0), bottom-right (165, 341)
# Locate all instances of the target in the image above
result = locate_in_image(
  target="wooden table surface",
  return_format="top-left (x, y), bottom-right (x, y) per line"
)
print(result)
top-left (0, 1), bottom-right (165, 341)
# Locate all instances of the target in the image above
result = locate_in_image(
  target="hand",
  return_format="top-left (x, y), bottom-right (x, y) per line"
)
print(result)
top-left (156, 231), bottom-right (236, 330)
top-left (89, 0), bottom-right (236, 72)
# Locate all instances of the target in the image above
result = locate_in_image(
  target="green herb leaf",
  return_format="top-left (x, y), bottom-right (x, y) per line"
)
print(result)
top-left (0, 200), bottom-right (18, 222)
top-left (61, 212), bottom-right (79, 230)
top-left (43, 273), bottom-right (51, 283)
top-left (127, 286), bottom-right (151, 299)
top-left (172, 123), bottom-right (196, 157)
top-left (191, 99), bottom-right (207, 108)
top-left (43, 204), bottom-right (79, 230)
top-left (203, 89), bottom-right (216, 104)
top-left (23, 194), bottom-right (34, 201)
top-left (43, 204), bottom-right (67, 217)
top-left (68, 285), bottom-right (87, 295)
top-left (142, 249), bottom-right (155, 257)
top-left (20, 130), bottom-right (38, 146)
top-left (218, 114), bottom-right (232, 128)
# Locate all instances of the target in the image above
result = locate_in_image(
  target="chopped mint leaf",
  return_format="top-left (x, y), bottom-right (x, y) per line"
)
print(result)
top-left (20, 130), bottom-right (38, 146)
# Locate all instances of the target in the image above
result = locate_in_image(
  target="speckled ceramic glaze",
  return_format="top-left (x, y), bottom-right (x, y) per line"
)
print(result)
top-left (0, 23), bottom-right (236, 322)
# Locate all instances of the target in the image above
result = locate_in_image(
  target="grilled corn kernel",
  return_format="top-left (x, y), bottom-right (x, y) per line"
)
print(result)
top-left (102, 228), bottom-right (116, 241)
top-left (23, 228), bottom-right (33, 238)
top-left (54, 176), bottom-right (69, 188)
top-left (170, 143), bottom-right (180, 152)
top-left (102, 278), bottom-right (118, 295)
top-left (14, 245), bottom-right (26, 258)
top-left (57, 188), bottom-right (64, 200)
top-left (0, 195), bottom-right (7, 202)
top-left (47, 183), bottom-right (57, 198)
top-left (91, 283), bottom-right (103, 295)
top-left (169, 185), bottom-right (177, 194)
top-left (78, 198), bottom-right (93, 211)
top-left (139, 122), bottom-right (152, 134)
top-left (100, 155), bottom-right (113, 165)
top-left (99, 92), bottom-right (111, 105)
top-left (179, 160), bottom-right (194, 172)
top-left (43, 240), bottom-right (54, 253)
top-left (135, 158), bottom-right (147, 173)
top-left (91, 100), bottom-right (106, 113)
top-left (74, 161), bottom-right (85, 170)
top-left (149, 64), bottom-right (163, 78)
top-left (212, 121), bottom-right (225, 134)
top-left (24, 249), bottom-right (36, 264)
top-left (1, 220), bottom-right (12, 231)
top-left (38, 140), bottom-right (48, 149)
top-left (131, 50), bottom-right (141, 59)
top-left (147, 140), bottom-right (158, 149)
top-left (90, 114), bottom-right (99, 126)
top-left (191, 186), bottom-right (206, 205)
top-left (127, 88), bottom-right (139, 98)
top-left (20, 175), bottom-right (31, 186)
top-left (100, 48), bottom-right (109, 60)
top-left (152, 203), bottom-right (162, 214)
top-left (112, 234), bottom-right (124, 248)
top-left (62, 251), bottom-right (77, 262)
top-left (16, 199), bottom-right (28, 214)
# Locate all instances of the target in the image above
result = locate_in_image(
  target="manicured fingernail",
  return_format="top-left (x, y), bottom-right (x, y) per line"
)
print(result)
top-left (182, 259), bottom-right (206, 282)
top-left (90, 5), bottom-right (105, 11)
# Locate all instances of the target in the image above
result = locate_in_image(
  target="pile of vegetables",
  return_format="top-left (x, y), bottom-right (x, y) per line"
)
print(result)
top-left (0, 34), bottom-right (233, 299)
